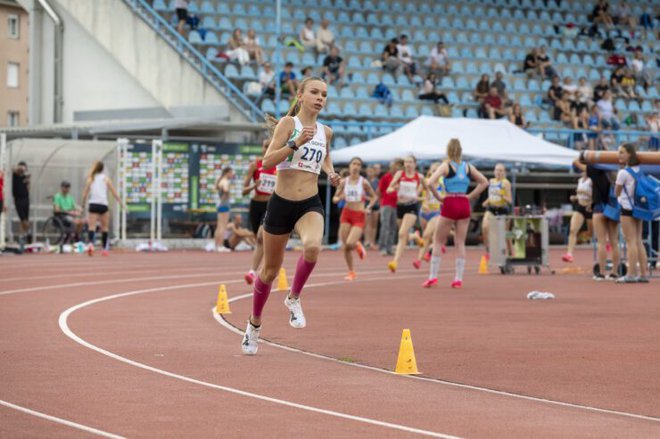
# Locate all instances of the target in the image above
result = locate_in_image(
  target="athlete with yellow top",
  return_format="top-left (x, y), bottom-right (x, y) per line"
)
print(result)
top-left (481, 163), bottom-right (512, 258)
top-left (413, 163), bottom-right (446, 269)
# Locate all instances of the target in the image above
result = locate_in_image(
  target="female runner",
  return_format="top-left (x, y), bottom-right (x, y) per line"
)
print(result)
top-left (424, 139), bottom-right (488, 288)
top-left (386, 155), bottom-right (429, 273)
top-left (481, 163), bottom-right (512, 258)
top-left (413, 162), bottom-right (446, 269)
top-left (243, 139), bottom-right (277, 284)
top-left (214, 167), bottom-right (234, 252)
top-left (241, 77), bottom-right (340, 355)
top-left (562, 168), bottom-right (593, 262)
top-left (81, 161), bottom-right (123, 256)
top-left (332, 157), bottom-right (378, 280)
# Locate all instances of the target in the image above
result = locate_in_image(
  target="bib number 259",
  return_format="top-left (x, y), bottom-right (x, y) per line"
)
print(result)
top-left (300, 147), bottom-right (323, 163)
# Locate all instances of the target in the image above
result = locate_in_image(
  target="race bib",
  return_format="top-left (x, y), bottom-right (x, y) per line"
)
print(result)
top-left (345, 186), bottom-right (361, 202)
top-left (257, 173), bottom-right (277, 194)
top-left (398, 180), bottom-right (418, 199)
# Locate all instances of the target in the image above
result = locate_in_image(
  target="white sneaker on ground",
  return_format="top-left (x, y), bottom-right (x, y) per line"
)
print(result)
top-left (284, 295), bottom-right (306, 329)
top-left (241, 320), bottom-right (260, 355)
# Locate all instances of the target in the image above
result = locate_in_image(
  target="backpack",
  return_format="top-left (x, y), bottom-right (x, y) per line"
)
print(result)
top-left (624, 167), bottom-right (660, 221)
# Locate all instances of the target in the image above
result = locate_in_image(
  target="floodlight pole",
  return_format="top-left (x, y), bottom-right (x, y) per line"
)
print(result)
top-left (275, 0), bottom-right (282, 119)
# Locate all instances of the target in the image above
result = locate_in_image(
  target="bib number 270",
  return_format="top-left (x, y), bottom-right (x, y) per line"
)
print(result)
top-left (300, 147), bottom-right (323, 163)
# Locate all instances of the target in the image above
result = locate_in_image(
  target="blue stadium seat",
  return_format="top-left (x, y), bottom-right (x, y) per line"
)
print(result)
top-left (186, 1), bottom-right (198, 13)
top-left (200, 1), bottom-right (213, 14)
top-left (641, 101), bottom-right (653, 112)
top-left (352, 72), bottom-right (365, 84)
top-left (188, 30), bottom-right (203, 45)
top-left (234, 18), bottom-right (248, 30)
top-left (370, 28), bottom-right (384, 40)
top-left (218, 17), bottom-right (232, 31)
top-left (628, 100), bottom-right (641, 112)
top-left (359, 41), bottom-right (372, 54)
top-left (382, 74), bottom-right (396, 86)
top-left (525, 111), bottom-right (538, 123)
top-left (224, 64), bottom-right (240, 78)
top-left (441, 76), bottom-right (455, 88)
top-left (390, 106), bottom-right (404, 118)
top-left (204, 31), bottom-right (219, 46)
top-left (340, 87), bottom-right (355, 99)
top-left (358, 103), bottom-right (372, 117)
top-left (405, 106), bottom-right (419, 118)
top-left (206, 47), bottom-right (218, 60)
top-left (455, 77), bottom-right (469, 89)
top-left (327, 85), bottom-right (339, 99)
top-left (334, 136), bottom-right (348, 149)
top-left (615, 100), bottom-right (628, 112)
top-left (202, 16), bottom-right (216, 30)
top-left (326, 102), bottom-right (342, 117)
top-left (261, 99), bottom-right (276, 113)
top-left (277, 99), bottom-right (290, 114)
top-left (356, 87), bottom-right (370, 99)
top-left (153, 0), bottom-right (168, 11)
top-left (337, 11), bottom-right (350, 23)
top-left (520, 94), bottom-right (532, 106)
top-left (344, 103), bottom-right (358, 117)
top-left (375, 105), bottom-right (388, 117)
top-left (528, 79), bottom-right (540, 92)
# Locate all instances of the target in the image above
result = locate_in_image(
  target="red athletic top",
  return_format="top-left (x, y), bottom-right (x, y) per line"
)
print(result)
top-left (253, 159), bottom-right (277, 196)
top-left (0, 173), bottom-right (4, 201)
top-left (397, 172), bottom-right (421, 203)
top-left (379, 172), bottom-right (397, 207)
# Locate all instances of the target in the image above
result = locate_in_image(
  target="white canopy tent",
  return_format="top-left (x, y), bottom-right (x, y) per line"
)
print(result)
top-left (332, 116), bottom-right (579, 167)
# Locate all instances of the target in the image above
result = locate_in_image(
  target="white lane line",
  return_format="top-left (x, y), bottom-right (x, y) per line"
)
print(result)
top-left (0, 264), bottom-right (417, 297)
top-left (0, 265), bottom-right (233, 282)
top-left (215, 284), bottom-right (660, 424)
top-left (58, 276), bottom-right (459, 439)
top-left (0, 399), bottom-right (125, 439)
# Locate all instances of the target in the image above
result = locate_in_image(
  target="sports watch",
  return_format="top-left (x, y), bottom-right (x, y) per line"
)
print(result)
top-left (287, 139), bottom-right (299, 151)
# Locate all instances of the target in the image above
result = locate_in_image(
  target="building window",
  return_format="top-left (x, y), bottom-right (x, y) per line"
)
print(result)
top-left (7, 63), bottom-right (19, 88)
top-left (8, 15), bottom-right (19, 39)
top-left (7, 112), bottom-right (19, 126)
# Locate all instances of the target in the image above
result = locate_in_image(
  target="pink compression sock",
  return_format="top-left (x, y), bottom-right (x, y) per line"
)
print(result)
top-left (290, 256), bottom-right (317, 297)
top-left (252, 276), bottom-right (272, 318)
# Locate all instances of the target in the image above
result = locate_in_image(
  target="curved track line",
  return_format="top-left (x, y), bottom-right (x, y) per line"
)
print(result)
top-left (0, 399), bottom-right (124, 439)
top-left (215, 283), bottom-right (660, 424)
top-left (57, 278), bottom-right (459, 439)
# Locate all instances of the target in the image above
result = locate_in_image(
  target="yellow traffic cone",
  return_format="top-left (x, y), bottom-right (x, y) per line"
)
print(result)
top-left (215, 285), bottom-right (231, 314)
top-left (394, 329), bottom-right (420, 375)
top-left (277, 267), bottom-right (289, 291)
top-left (478, 255), bottom-right (489, 274)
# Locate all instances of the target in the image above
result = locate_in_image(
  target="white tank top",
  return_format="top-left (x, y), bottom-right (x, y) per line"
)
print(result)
top-left (277, 117), bottom-right (327, 175)
top-left (576, 177), bottom-right (592, 205)
top-left (344, 176), bottom-right (364, 202)
top-left (89, 174), bottom-right (108, 206)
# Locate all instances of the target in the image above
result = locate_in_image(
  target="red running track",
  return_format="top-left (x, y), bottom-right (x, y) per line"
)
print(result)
top-left (0, 248), bottom-right (658, 438)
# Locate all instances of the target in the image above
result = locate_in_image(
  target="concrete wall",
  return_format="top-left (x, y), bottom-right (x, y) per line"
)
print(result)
top-left (50, 0), bottom-right (242, 122)
top-left (0, 1), bottom-right (29, 126)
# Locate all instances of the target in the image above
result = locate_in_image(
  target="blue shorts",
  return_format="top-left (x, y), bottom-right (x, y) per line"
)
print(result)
top-left (420, 210), bottom-right (440, 222)
top-left (217, 205), bottom-right (230, 213)
top-left (592, 203), bottom-right (604, 214)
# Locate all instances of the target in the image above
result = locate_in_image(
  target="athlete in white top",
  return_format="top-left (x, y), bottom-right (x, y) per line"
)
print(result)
top-left (615, 143), bottom-right (649, 283)
top-left (81, 161), bottom-right (123, 256)
top-left (562, 170), bottom-right (593, 263)
top-left (332, 157), bottom-right (378, 280)
top-left (241, 76), bottom-right (341, 355)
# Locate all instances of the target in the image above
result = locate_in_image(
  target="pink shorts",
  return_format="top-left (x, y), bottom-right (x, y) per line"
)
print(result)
top-left (441, 195), bottom-right (471, 220)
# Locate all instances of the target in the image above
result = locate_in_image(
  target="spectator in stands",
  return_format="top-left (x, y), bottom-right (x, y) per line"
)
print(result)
top-left (280, 62), bottom-right (299, 96)
top-left (596, 90), bottom-right (620, 130)
top-left (245, 29), bottom-right (264, 65)
top-left (562, 76), bottom-right (578, 104)
top-left (483, 87), bottom-right (509, 119)
top-left (585, 105), bottom-right (602, 150)
top-left (473, 74), bottom-right (490, 103)
top-left (591, 0), bottom-right (614, 28)
top-left (572, 107), bottom-right (591, 150)
top-left (227, 29), bottom-right (250, 66)
top-left (301, 65), bottom-right (314, 80)
top-left (523, 48), bottom-right (539, 77)
top-left (316, 19), bottom-right (336, 54)
top-left (53, 180), bottom-right (83, 240)
top-left (577, 76), bottom-right (594, 108)
top-left (418, 73), bottom-right (449, 104)
top-left (620, 68), bottom-right (638, 99)
top-left (174, 0), bottom-right (189, 36)
top-left (594, 76), bottom-right (610, 101)
top-left (396, 34), bottom-right (417, 83)
top-left (322, 47), bottom-right (345, 86)
top-left (554, 93), bottom-right (575, 125)
top-left (258, 62), bottom-right (275, 100)
top-left (490, 71), bottom-right (509, 102)
top-left (536, 46), bottom-right (557, 79)
top-left (299, 17), bottom-right (316, 51)
top-left (425, 41), bottom-right (451, 77)
top-left (631, 50), bottom-right (652, 92)
top-left (645, 106), bottom-right (659, 151)
top-left (381, 38), bottom-right (402, 75)
top-left (612, 1), bottom-right (637, 29)
top-left (12, 161), bottom-right (30, 243)
top-left (546, 75), bottom-right (564, 107)
top-left (509, 103), bottom-right (528, 128)
top-left (639, 8), bottom-right (655, 38)
top-left (610, 65), bottom-right (626, 97)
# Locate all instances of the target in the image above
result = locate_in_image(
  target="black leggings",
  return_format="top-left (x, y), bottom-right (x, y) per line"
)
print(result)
top-left (419, 92), bottom-right (449, 104)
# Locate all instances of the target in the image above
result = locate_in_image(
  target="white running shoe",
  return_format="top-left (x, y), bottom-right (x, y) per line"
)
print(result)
top-left (241, 320), bottom-right (260, 355)
top-left (284, 295), bottom-right (306, 329)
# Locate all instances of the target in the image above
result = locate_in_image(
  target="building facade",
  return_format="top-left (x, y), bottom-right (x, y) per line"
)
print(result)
top-left (0, 0), bottom-right (28, 127)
